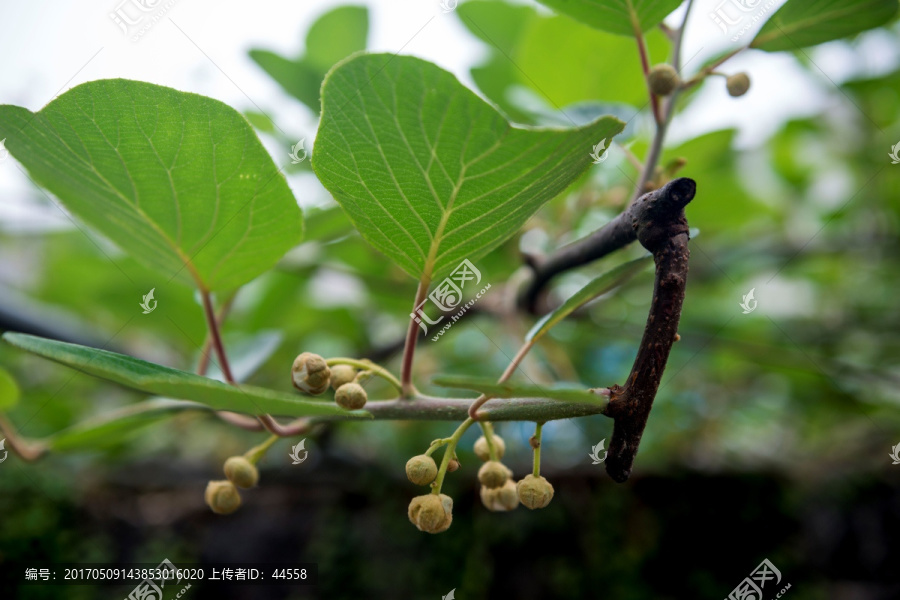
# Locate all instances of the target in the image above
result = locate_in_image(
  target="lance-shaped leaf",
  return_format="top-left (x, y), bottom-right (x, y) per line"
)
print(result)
top-left (751, 0), bottom-right (898, 52)
top-left (312, 54), bottom-right (624, 281)
top-left (432, 375), bottom-right (609, 407)
top-left (3, 333), bottom-right (369, 419)
top-left (536, 0), bottom-right (684, 37)
top-left (527, 255), bottom-right (652, 342)
top-left (0, 79), bottom-right (303, 291)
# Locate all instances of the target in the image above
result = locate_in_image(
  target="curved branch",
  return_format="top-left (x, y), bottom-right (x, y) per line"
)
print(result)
top-left (604, 177), bottom-right (695, 482)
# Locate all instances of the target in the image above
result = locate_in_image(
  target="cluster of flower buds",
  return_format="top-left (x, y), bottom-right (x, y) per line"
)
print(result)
top-left (292, 353), bottom-right (368, 410)
top-left (473, 434), bottom-right (519, 512)
top-left (205, 455), bottom-right (262, 515)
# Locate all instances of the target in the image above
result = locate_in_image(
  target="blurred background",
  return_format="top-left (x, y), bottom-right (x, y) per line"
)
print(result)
top-left (1, 0), bottom-right (900, 598)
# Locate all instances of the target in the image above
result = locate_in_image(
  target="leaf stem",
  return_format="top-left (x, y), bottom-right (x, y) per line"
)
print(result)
top-left (431, 417), bottom-right (475, 495)
top-left (200, 289), bottom-right (235, 384)
top-left (401, 279), bottom-right (430, 398)
top-left (635, 29), bottom-right (663, 125)
top-left (0, 413), bottom-right (46, 461)
top-left (326, 357), bottom-right (402, 393)
top-left (244, 434), bottom-right (279, 464)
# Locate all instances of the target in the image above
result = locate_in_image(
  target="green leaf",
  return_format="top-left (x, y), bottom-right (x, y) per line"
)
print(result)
top-left (526, 255), bottom-right (653, 342)
top-left (312, 54), bottom-right (625, 280)
top-left (751, 0), bottom-right (898, 52)
top-left (46, 399), bottom-right (210, 452)
top-left (432, 375), bottom-right (609, 405)
top-left (0, 366), bottom-right (20, 410)
top-left (2, 333), bottom-right (369, 419)
top-left (0, 80), bottom-right (303, 291)
top-left (536, 0), bottom-right (684, 36)
top-left (250, 6), bottom-right (368, 113)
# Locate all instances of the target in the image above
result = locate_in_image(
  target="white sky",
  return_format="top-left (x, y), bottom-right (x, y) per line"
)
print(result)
top-left (0, 0), bottom-right (896, 230)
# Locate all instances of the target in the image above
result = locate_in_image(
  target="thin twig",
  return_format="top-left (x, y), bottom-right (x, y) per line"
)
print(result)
top-left (401, 279), bottom-right (430, 397)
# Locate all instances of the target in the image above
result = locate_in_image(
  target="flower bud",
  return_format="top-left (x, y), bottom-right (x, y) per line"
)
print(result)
top-left (478, 460), bottom-right (511, 489)
top-left (480, 479), bottom-right (519, 512)
top-left (726, 72), bottom-right (750, 97)
top-left (474, 434), bottom-right (506, 461)
top-left (517, 474), bottom-right (554, 509)
top-left (648, 64), bottom-right (680, 96)
top-left (406, 454), bottom-right (438, 486)
top-left (205, 480), bottom-right (242, 515)
top-left (334, 382), bottom-right (368, 410)
top-left (223, 456), bottom-right (259, 489)
top-left (330, 364), bottom-right (357, 390)
top-left (447, 458), bottom-right (460, 472)
top-left (408, 493), bottom-right (453, 533)
top-left (292, 352), bottom-right (331, 395)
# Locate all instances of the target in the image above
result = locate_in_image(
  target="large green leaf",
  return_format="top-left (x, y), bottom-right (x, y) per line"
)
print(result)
top-left (0, 79), bottom-right (302, 291)
top-left (250, 5), bottom-right (368, 113)
top-left (526, 256), bottom-right (652, 342)
top-left (751, 0), bottom-right (898, 52)
top-left (536, 0), bottom-right (684, 36)
top-left (312, 54), bottom-right (624, 280)
top-left (2, 333), bottom-right (368, 419)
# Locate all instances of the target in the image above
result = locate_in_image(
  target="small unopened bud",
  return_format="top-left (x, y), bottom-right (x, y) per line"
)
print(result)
top-left (648, 64), bottom-right (680, 96)
top-left (474, 434), bottom-right (506, 461)
top-left (480, 479), bottom-right (519, 512)
top-left (224, 456), bottom-right (259, 489)
top-left (205, 480), bottom-right (242, 515)
top-left (408, 493), bottom-right (453, 533)
top-left (726, 72), bottom-right (751, 97)
top-left (478, 460), bottom-right (512, 489)
top-left (406, 454), bottom-right (438, 486)
top-left (292, 352), bottom-right (331, 395)
top-left (330, 364), bottom-right (357, 390)
top-left (334, 382), bottom-right (368, 410)
top-left (517, 474), bottom-right (554, 509)
top-left (447, 458), bottom-right (460, 472)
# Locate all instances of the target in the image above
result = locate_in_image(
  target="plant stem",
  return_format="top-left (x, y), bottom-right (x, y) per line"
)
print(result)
top-left (0, 413), bottom-right (46, 461)
top-left (200, 289), bottom-right (234, 384)
top-left (326, 357), bottom-right (402, 392)
top-left (401, 279), bottom-right (430, 398)
top-left (468, 339), bottom-right (534, 420)
top-left (532, 422), bottom-right (544, 477)
top-left (258, 415), bottom-right (311, 437)
top-left (431, 417), bottom-right (475, 495)
top-left (244, 434), bottom-right (279, 464)
top-left (635, 29), bottom-right (663, 125)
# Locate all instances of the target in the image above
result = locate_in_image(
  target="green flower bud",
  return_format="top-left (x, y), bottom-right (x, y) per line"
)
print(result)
top-left (334, 382), bottom-right (368, 410)
top-left (474, 434), bottom-right (506, 462)
top-left (480, 479), bottom-right (519, 512)
top-left (406, 454), bottom-right (438, 486)
top-left (223, 456), bottom-right (259, 489)
top-left (408, 493), bottom-right (453, 533)
top-left (292, 352), bottom-right (331, 395)
top-left (205, 480), bottom-right (242, 515)
top-left (330, 364), bottom-right (357, 390)
top-left (726, 72), bottom-right (751, 97)
top-left (478, 460), bottom-right (512, 489)
top-left (648, 64), bottom-right (680, 96)
top-left (517, 474), bottom-right (554, 510)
